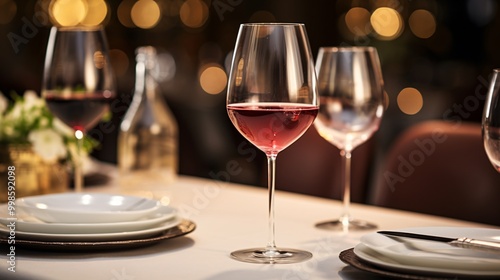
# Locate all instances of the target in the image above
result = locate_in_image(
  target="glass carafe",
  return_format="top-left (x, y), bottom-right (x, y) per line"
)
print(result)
top-left (118, 46), bottom-right (178, 197)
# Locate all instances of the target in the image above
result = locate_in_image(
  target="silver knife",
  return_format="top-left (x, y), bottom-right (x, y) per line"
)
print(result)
top-left (378, 231), bottom-right (500, 253)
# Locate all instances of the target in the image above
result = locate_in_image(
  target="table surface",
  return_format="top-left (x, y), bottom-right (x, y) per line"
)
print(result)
top-left (1, 175), bottom-right (497, 280)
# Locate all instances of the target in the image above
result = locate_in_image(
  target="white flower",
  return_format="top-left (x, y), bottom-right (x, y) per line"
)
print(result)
top-left (0, 90), bottom-right (98, 161)
top-left (28, 128), bottom-right (67, 162)
top-left (3, 124), bottom-right (15, 137)
top-left (5, 100), bottom-right (22, 120)
top-left (3, 91), bottom-right (44, 125)
top-left (23, 90), bottom-right (44, 110)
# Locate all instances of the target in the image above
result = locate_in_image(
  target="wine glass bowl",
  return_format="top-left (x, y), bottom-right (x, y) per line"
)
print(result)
top-left (314, 46), bottom-right (385, 230)
top-left (226, 23), bottom-right (318, 264)
top-left (482, 69), bottom-right (500, 172)
top-left (42, 26), bottom-right (116, 192)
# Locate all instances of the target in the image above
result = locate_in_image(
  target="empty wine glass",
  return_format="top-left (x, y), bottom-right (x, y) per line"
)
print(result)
top-left (226, 23), bottom-right (318, 264)
top-left (42, 26), bottom-right (116, 192)
top-left (313, 47), bottom-right (385, 231)
top-left (482, 69), bottom-right (500, 172)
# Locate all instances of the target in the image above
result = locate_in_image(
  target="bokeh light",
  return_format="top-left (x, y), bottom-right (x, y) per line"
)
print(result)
top-left (49, 0), bottom-right (87, 27)
top-left (0, 0), bottom-right (17, 25)
top-left (131, 0), bottom-right (161, 29)
top-left (344, 7), bottom-right (371, 37)
top-left (397, 87), bottom-right (424, 115)
top-left (75, 130), bottom-right (84, 140)
top-left (93, 51), bottom-right (105, 69)
top-left (117, 0), bottom-right (135, 27)
top-left (179, 0), bottom-right (209, 29)
top-left (109, 49), bottom-right (129, 77)
top-left (48, 0), bottom-right (109, 27)
top-left (156, 51), bottom-right (176, 82)
top-left (199, 64), bottom-right (227, 95)
top-left (409, 9), bottom-right (436, 39)
top-left (370, 7), bottom-right (403, 40)
top-left (248, 10), bottom-right (276, 22)
top-left (81, 0), bottom-right (108, 27)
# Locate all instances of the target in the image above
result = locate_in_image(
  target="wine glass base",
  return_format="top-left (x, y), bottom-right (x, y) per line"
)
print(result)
top-left (230, 248), bottom-right (312, 264)
top-left (315, 219), bottom-right (377, 231)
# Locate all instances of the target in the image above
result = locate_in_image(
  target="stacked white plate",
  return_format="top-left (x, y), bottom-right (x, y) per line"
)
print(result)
top-left (0, 193), bottom-right (181, 242)
top-left (353, 227), bottom-right (500, 277)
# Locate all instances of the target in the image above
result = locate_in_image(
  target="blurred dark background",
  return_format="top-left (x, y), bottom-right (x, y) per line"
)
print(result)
top-left (0, 0), bottom-right (498, 189)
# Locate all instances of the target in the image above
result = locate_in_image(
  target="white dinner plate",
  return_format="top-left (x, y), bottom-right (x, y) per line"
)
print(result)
top-left (355, 227), bottom-right (500, 276)
top-left (16, 193), bottom-right (161, 223)
top-left (0, 204), bottom-right (176, 234)
top-left (0, 217), bottom-right (182, 242)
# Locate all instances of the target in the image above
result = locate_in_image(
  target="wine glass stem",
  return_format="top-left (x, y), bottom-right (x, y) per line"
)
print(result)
top-left (340, 149), bottom-right (352, 224)
top-left (74, 130), bottom-right (84, 193)
top-left (266, 154), bottom-right (278, 253)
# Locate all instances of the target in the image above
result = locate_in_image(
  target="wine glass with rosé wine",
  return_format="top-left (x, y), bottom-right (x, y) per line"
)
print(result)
top-left (226, 23), bottom-right (319, 264)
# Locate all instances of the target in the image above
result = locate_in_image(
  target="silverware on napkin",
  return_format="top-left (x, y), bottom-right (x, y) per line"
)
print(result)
top-left (378, 230), bottom-right (500, 253)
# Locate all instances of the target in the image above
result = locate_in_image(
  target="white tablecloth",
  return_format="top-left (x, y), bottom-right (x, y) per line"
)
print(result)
top-left (0, 175), bottom-right (496, 280)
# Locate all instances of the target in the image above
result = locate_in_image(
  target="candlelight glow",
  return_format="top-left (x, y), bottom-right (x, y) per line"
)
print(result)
top-left (200, 65), bottom-right (227, 95)
top-left (370, 7), bottom-right (403, 40)
top-left (49, 0), bottom-right (108, 27)
top-left (345, 7), bottom-right (371, 37)
top-left (117, 0), bottom-right (135, 27)
top-left (180, 0), bottom-right (209, 29)
top-left (75, 130), bottom-right (84, 140)
top-left (397, 87), bottom-right (423, 115)
top-left (409, 10), bottom-right (436, 39)
top-left (50, 0), bottom-right (87, 27)
top-left (249, 10), bottom-right (276, 22)
top-left (81, 0), bottom-right (108, 27)
top-left (131, 0), bottom-right (161, 29)
top-left (109, 49), bottom-right (129, 77)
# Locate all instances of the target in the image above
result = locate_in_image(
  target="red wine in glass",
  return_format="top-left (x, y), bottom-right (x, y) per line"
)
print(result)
top-left (45, 91), bottom-right (113, 132)
top-left (227, 103), bottom-right (318, 155)
top-left (42, 26), bottom-right (116, 193)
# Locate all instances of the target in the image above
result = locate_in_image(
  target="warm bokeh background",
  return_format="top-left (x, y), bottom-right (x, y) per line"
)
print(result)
top-left (1, 0), bottom-right (498, 189)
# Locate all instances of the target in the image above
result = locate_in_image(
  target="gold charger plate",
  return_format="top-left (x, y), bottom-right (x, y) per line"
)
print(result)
top-left (0, 219), bottom-right (195, 251)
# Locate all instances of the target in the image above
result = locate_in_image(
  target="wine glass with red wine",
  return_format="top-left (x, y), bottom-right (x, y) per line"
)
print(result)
top-left (226, 23), bottom-right (318, 264)
top-left (42, 26), bottom-right (116, 192)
